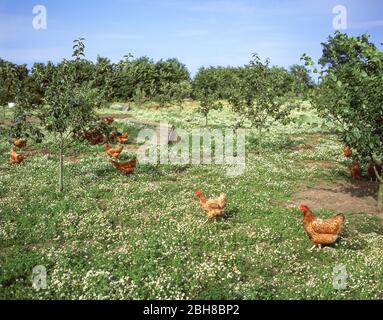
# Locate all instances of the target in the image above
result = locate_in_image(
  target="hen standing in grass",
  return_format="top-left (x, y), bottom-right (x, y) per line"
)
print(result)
top-left (195, 189), bottom-right (227, 223)
top-left (117, 132), bottom-right (129, 144)
top-left (343, 146), bottom-right (352, 158)
top-left (109, 131), bottom-right (118, 143)
top-left (84, 130), bottom-right (104, 145)
top-left (104, 144), bottom-right (124, 159)
top-left (350, 161), bottom-right (362, 180)
top-left (299, 204), bottom-right (345, 252)
top-left (102, 116), bottom-right (114, 125)
top-left (110, 158), bottom-right (137, 175)
top-left (12, 138), bottom-right (27, 149)
top-left (10, 147), bottom-right (26, 164)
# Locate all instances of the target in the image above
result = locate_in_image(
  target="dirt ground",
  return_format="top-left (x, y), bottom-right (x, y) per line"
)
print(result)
top-left (291, 180), bottom-right (381, 216)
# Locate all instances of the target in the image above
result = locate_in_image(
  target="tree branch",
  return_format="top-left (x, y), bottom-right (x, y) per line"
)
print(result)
top-left (373, 165), bottom-right (383, 183)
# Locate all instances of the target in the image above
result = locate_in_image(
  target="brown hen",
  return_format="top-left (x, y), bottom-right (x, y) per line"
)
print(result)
top-left (12, 138), bottom-right (27, 149)
top-left (343, 146), bottom-right (352, 158)
top-left (117, 132), bottom-right (129, 144)
top-left (84, 130), bottom-right (105, 145)
top-left (110, 158), bottom-right (137, 175)
top-left (299, 204), bottom-right (345, 251)
top-left (195, 189), bottom-right (227, 223)
top-left (104, 144), bottom-right (124, 159)
top-left (350, 161), bottom-right (362, 180)
top-left (109, 131), bottom-right (118, 143)
top-left (10, 148), bottom-right (26, 164)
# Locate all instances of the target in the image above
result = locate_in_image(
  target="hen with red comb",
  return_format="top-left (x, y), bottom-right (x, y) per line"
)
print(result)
top-left (298, 204), bottom-right (345, 251)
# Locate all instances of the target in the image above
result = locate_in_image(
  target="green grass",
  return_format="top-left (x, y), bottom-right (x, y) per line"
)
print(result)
top-left (0, 103), bottom-right (382, 300)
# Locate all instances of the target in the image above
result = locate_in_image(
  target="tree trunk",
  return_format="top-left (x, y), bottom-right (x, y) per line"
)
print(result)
top-left (378, 182), bottom-right (383, 213)
top-left (205, 114), bottom-right (208, 127)
top-left (58, 141), bottom-right (64, 193)
top-left (258, 127), bottom-right (263, 154)
top-left (373, 165), bottom-right (382, 212)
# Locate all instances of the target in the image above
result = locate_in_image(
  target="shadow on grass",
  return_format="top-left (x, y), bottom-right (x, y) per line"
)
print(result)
top-left (340, 181), bottom-right (379, 200)
top-left (222, 206), bottom-right (240, 221)
top-left (94, 166), bottom-right (116, 177)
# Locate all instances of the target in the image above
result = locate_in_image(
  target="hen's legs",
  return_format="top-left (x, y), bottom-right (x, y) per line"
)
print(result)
top-left (307, 245), bottom-right (316, 252)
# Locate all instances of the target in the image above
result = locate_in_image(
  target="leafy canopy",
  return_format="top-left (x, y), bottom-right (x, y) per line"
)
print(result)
top-left (303, 32), bottom-right (383, 162)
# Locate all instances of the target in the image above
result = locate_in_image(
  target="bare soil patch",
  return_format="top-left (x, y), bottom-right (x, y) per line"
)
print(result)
top-left (288, 143), bottom-right (314, 152)
top-left (24, 149), bottom-right (55, 157)
top-left (100, 114), bottom-right (158, 127)
top-left (0, 116), bottom-right (40, 125)
top-left (305, 133), bottom-right (325, 145)
top-left (290, 180), bottom-right (381, 216)
top-left (300, 159), bottom-right (336, 169)
top-left (24, 149), bottom-right (81, 163)
top-left (288, 133), bottom-right (325, 153)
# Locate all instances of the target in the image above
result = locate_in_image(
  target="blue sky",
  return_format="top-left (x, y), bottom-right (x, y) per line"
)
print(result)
top-left (0, 0), bottom-right (382, 75)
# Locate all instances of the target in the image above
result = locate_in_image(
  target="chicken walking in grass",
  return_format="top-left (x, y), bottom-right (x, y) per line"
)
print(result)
top-left (12, 138), bottom-right (27, 149)
top-left (343, 146), bottom-right (352, 158)
top-left (350, 161), bottom-right (362, 180)
top-left (84, 130), bottom-right (105, 145)
top-left (102, 116), bottom-right (114, 125)
top-left (195, 189), bottom-right (227, 225)
top-left (110, 158), bottom-right (137, 175)
top-left (104, 144), bottom-right (124, 159)
top-left (299, 204), bottom-right (345, 252)
top-left (109, 131), bottom-right (118, 143)
top-left (10, 147), bottom-right (26, 165)
top-left (117, 132), bottom-right (129, 144)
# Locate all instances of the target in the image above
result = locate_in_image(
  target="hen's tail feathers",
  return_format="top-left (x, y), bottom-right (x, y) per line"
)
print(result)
top-left (110, 160), bottom-right (118, 168)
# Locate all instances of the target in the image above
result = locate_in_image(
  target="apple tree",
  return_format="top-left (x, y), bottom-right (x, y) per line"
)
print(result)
top-left (228, 54), bottom-right (294, 153)
top-left (303, 32), bottom-right (383, 210)
top-left (39, 38), bottom-right (100, 192)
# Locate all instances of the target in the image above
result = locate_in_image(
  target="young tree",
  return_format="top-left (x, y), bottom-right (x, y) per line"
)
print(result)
top-left (228, 54), bottom-right (294, 153)
top-left (30, 61), bottom-right (56, 104)
top-left (168, 80), bottom-right (192, 107)
top-left (193, 67), bottom-right (227, 126)
top-left (302, 32), bottom-right (383, 210)
top-left (114, 55), bottom-right (191, 106)
top-left (9, 76), bottom-right (45, 143)
top-left (0, 59), bottom-right (26, 119)
top-left (92, 55), bottom-right (115, 104)
top-left (39, 38), bottom-right (100, 192)
top-left (153, 58), bottom-right (191, 107)
top-left (289, 64), bottom-right (314, 96)
top-left (0, 59), bottom-right (45, 142)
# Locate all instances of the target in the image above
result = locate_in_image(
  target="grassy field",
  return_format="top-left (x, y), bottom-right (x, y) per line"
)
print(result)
top-left (0, 103), bottom-right (382, 300)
